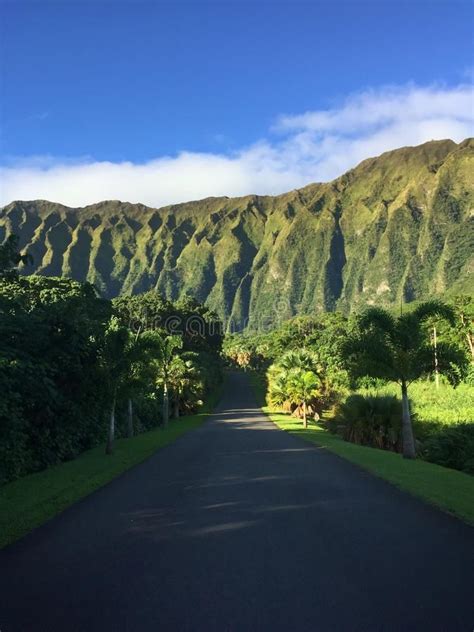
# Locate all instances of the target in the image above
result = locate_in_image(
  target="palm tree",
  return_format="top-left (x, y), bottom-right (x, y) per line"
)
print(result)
top-left (102, 317), bottom-right (132, 455)
top-left (168, 355), bottom-right (201, 418)
top-left (144, 333), bottom-right (183, 426)
top-left (267, 370), bottom-right (289, 409)
top-left (277, 349), bottom-right (321, 376)
top-left (346, 300), bottom-right (466, 458)
top-left (124, 330), bottom-right (156, 438)
top-left (286, 369), bottom-right (320, 428)
top-left (267, 348), bottom-right (322, 427)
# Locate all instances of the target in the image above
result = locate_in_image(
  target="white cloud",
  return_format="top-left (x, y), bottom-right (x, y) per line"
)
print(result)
top-left (1, 82), bottom-right (473, 208)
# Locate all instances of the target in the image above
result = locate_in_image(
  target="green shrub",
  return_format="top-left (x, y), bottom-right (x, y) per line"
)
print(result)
top-left (421, 424), bottom-right (474, 474)
top-left (332, 394), bottom-right (403, 451)
top-left (330, 386), bottom-right (474, 475)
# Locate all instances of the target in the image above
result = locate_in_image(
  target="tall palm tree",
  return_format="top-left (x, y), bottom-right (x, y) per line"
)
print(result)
top-left (346, 300), bottom-right (466, 458)
top-left (144, 333), bottom-right (183, 426)
top-left (124, 330), bottom-right (157, 438)
top-left (102, 317), bottom-right (132, 455)
top-left (168, 355), bottom-right (201, 418)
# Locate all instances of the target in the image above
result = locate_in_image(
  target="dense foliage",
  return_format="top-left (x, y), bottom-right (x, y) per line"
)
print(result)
top-left (0, 275), bottom-right (111, 482)
top-left (342, 301), bottom-right (467, 458)
top-left (332, 394), bottom-right (403, 452)
top-left (0, 246), bottom-right (222, 484)
top-left (267, 350), bottom-right (322, 428)
top-left (224, 297), bottom-right (474, 473)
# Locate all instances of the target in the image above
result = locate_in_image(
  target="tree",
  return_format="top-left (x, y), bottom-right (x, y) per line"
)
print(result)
top-left (167, 354), bottom-right (201, 418)
top-left (267, 349), bottom-right (322, 427)
top-left (452, 295), bottom-right (474, 363)
top-left (344, 301), bottom-right (467, 458)
top-left (0, 276), bottom-right (221, 482)
top-left (276, 349), bottom-right (321, 376)
top-left (222, 335), bottom-right (262, 370)
top-left (123, 331), bottom-right (157, 438)
top-left (144, 333), bottom-right (183, 426)
top-left (0, 275), bottom-right (111, 480)
top-left (114, 291), bottom-right (223, 408)
top-left (101, 317), bottom-right (133, 455)
top-left (113, 290), bottom-right (223, 356)
top-left (286, 369), bottom-right (320, 428)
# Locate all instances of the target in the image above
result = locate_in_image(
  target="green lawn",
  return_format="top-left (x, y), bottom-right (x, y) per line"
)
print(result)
top-left (249, 373), bottom-right (474, 525)
top-left (0, 398), bottom-right (217, 549)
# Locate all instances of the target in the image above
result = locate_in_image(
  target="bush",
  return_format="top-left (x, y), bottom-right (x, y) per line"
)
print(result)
top-left (332, 394), bottom-right (403, 452)
top-left (421, 424), bottom-right (474, 474)
top-left (330, 388), bottom-right (474, 475)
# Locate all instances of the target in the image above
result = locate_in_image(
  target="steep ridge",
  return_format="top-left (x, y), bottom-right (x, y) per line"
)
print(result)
top-left (1, 138), bottom-right (473, 329)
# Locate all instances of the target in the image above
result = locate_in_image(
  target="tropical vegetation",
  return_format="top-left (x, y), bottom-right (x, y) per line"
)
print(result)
top-left (225, 296), bottom-right (474, 474)
top-left (342, 301), bottom-right (466, 458)
top-left (0, 238), bottom-right (223, 484)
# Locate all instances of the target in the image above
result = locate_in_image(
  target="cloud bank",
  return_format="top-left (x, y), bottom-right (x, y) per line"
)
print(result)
top-left (1, 82), bottom-right (473, 208)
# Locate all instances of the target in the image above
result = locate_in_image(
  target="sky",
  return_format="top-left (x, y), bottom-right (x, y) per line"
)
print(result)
top-left (0, 0), bottom-right (473, 207)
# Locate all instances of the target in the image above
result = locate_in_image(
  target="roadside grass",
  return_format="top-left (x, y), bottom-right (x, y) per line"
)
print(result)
top-left (0, 391), bottom-right (220, 550)
top-left (249, 372), bottom-right (474, 525)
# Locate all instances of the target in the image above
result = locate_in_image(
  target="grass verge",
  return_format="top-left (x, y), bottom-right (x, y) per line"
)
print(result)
top-left (249, 372), bottom-right (474, 525)
top-left (0, 390), bottom-right (220, 550)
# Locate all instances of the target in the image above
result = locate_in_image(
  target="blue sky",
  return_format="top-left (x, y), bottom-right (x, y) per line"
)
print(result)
top-left (1, 0), bottom-right (473, 206)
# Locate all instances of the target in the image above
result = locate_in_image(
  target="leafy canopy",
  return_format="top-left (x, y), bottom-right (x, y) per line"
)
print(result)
top-left (345, 300), bottom-right (467, 386)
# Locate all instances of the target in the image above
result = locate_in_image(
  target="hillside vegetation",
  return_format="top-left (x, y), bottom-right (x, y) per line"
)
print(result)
top-left (1, 138), bottom-right (473, 328)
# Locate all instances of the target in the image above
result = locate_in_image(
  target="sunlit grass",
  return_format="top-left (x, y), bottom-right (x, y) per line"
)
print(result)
top-left (358, 381), bottom-right (474, 426)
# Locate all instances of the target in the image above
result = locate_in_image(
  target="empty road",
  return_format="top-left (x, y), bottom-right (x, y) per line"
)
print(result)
top-left (1, 371), bottom-right (473, 631)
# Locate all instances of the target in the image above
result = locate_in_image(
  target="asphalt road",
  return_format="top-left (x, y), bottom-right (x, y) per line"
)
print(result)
top-left (1, 372), bottom-right (473, 632)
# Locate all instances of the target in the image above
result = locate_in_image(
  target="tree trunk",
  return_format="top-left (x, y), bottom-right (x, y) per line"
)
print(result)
top-left (467, 332), bottom-right (474, 362)
top-left (303, 400), bottom-right (307, 429)
top-left (400, 381), bottom-right (416, 459)
top-left (126, 398), bottom-right (134, 438)
top-left (433, 326), bottom-right (439, 389)
top-left (173, 395), bottom-right (180, 419)
top-left (162, 383), bottom-right (169, 427)
top-left (105, 396), bottom-right (116, 455)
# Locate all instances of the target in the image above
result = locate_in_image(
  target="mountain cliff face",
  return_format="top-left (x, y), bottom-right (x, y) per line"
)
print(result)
top-left (1, 138), bottom-right (473, 329)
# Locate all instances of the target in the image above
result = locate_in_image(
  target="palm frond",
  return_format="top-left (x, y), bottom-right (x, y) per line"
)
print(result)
top-left (412, 300), bottom-right (456, 326)
top-left (411, 342), bottom-right (468, 385)
top-left (358, 307), bottom-right (396, 335)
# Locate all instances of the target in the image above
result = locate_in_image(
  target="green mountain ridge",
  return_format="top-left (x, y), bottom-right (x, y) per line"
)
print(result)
top-left (1, 138), bottom-right (473, 329)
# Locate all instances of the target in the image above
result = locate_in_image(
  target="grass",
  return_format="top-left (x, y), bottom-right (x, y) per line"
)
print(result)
top-left (358, 381), bottom-right (474, 426)
top-left (0, 391), bottom-right (220, 550)
top-left (249, 372), bottom-right (474, 525)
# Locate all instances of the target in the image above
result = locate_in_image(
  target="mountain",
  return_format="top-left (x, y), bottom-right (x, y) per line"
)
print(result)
top-left (1, 139), bottom-right (473, 329)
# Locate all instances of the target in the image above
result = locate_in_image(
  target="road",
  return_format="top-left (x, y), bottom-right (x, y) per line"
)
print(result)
top-left (1, 371), bottom-right (473, 631)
